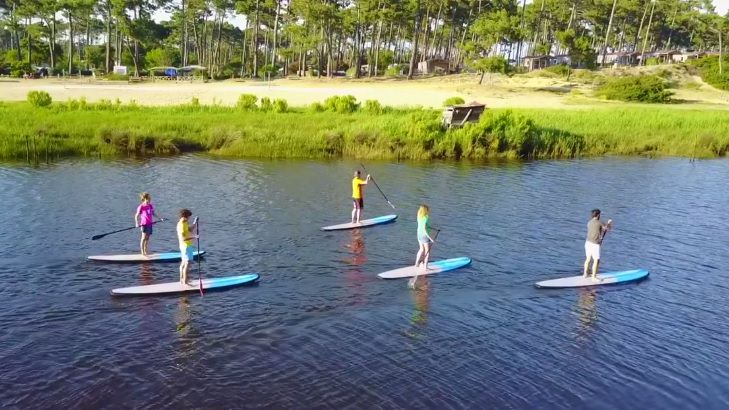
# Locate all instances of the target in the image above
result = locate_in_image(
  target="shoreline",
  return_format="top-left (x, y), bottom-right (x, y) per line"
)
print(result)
top-left (2, 100), bottom-right (728, 163)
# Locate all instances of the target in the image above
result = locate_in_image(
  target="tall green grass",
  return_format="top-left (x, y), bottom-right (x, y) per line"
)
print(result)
top-left (1, 99), bottom-right (728, 163)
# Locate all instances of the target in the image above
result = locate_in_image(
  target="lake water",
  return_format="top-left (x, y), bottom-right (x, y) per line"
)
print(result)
top-left (2, 156), bottom-right (728, 409)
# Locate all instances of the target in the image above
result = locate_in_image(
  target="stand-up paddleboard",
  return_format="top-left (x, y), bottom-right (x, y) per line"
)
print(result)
top-left (535, 269), bottom-right (649, 289)
top-left (378, 257), bottom-right (471, 279)
top-left (111, 273), bottom-right (260, 296)
top-left (88, 250), bottom-right (205, 263)
top-left (321, 214), bottom-right (397, 231)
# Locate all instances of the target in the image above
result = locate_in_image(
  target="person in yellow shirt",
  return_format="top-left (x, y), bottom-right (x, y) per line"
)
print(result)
top-left (351, 170), bottom-right (371, 224)
top-left (176, 209), bottom-right (198, 285)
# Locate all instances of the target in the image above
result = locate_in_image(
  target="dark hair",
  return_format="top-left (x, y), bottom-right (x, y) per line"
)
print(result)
top-left (355, 170), bottom-right (361, 176)
top-left (591, 209), bottom-right (601, 218)
top-left (179, 208), bottom-right (192, 218)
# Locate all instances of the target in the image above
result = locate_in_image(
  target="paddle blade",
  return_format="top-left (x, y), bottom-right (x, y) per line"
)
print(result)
top-left (198, 277), bottom-right (204, 297)
top-left (91, 234), bottom-right (105, 240)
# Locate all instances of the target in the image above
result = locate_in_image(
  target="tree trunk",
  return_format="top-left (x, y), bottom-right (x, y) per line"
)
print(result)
top-left (26, 18), bottom-right (31, 67)
top-left (68, 11), bottom-right (74, 75)
top-left (634, 1), bottom-right (650, 53)
top-left (105, 5), bottom-right (111, 72)
top-left (427, 3), bottom-right (442, 60)
top-left (600, 0), bottom-right (618, 67)
top-left (182, 0), bottom-right (189, 66)
top-left (407, 0), bottom-right (422, 80)
top-left (420, 5), bottom-right (431, 62)
top-left (241, 21), bottom-right (248, 76)
top-left (640, 0), bottom-right (656, 66)
top-left (373, 18), bottom-right (383, 76)
top-left (50, 16), bottom-right (57, 70)
top-left (272, 0), bottom-right (281, 68)
top-left (252, 0), bottom-right (259, 77)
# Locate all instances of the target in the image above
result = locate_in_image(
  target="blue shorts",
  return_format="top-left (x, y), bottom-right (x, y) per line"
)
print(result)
top-left (140, 224), bottom-right (153, 235)
top-left (180, 245), bottom-right (195, 262)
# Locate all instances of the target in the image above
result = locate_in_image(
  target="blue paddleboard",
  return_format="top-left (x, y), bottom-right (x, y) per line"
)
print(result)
top-left (535, 269), bottom-right (649, 288)
top-left (111, 273), bottom-right (260, 296)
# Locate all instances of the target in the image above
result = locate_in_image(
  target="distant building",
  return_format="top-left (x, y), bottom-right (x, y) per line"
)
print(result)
top-left (639, 50), bottom-right (679, 65)
top-left (522, 55), bottom-right (551, 71)
top-left (672, 51), bottom-right (705, 63)
top-left (597, 52), bottom-right (640, 67)
top-left (551, 54), bottom-right (572, 66)
top-left (418, 59), bottom-right (450, 74)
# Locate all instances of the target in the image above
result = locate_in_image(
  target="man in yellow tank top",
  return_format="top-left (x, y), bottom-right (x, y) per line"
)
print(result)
top-left (351, 170), bottom-right (370, 224)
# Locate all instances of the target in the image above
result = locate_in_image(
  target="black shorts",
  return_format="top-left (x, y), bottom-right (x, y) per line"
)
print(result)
top-left (352, 198), bottom-right (363, 209)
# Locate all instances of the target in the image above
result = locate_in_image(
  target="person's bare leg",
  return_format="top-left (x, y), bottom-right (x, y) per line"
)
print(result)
top-left (583, 257), bottom-right (591, 277)
top-left (591, 259), bottom-right (600, 280)
top-left (422, 243), bottom-right (432, 271)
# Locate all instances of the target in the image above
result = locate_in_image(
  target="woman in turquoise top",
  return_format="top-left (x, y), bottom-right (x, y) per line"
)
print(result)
top-left (415, 204), bottom-right (435, 266)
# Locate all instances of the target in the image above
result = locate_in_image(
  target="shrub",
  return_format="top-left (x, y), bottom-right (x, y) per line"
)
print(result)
top-left (385, 64), bottom-right (406, 77)
top-left (236, 94), bottom-right (258, 110)
top-left (363, 99), bottom-right (384, 114)
top-left (545, 64), bottom-right (570, 77)
top-left (106, 73), bottom-right (129, 81)
top-left (260, 97), bottom-right (273, 111)
top-left (309, 102), bottom-right (325, 112)
top-left (442, 96), bottom-right (465, 107)
top-left (595, 75), bottom-right (673, 103)
top-left (345, 67), bottom-right (358, 78)
top-left (272, 98), bottom-right (288, 113)
top-left (323, 95), bottom-right (359, 113)
top-left (27, 91), bottom-right (52, 108)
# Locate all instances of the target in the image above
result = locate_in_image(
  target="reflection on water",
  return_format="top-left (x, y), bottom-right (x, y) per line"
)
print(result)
top-left (3, 156), bottom-right (729, 409)
top-left (575, 289), bottom-right (598, 343)
top-left (139, 263), bottom-right (154, 286)
top-left (344, 229), bottom-right (367, 266)
top-left (405, 279), bottom-right (431, 340)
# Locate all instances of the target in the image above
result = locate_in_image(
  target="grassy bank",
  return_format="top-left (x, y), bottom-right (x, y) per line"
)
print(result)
top-left (2, 99), bottom-right (729, 163)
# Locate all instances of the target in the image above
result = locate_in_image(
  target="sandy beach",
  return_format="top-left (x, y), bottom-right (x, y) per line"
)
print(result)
top-left (1, 71), bottom-right (728, 109)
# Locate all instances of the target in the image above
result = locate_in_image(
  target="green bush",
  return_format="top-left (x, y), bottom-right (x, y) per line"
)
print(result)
top-left (345, 67), bottom-right (358, 78)
top-left (545, 64), bottom-right (570, 76)
top-left (236, 94), bottom-right (258, 110)
top-left (106, 73), bottom-right (129, 81)
top-left (27, 91), bottom-right (52, 108)
top-left (260, 97), bottom-right (273, 111)
top-left (363, 99), bottom-right (384, 114)
top-left (442, 96), bottom-right (465, 107)
top-left (323, 95), bottom-right (359, 113)
top-left (385, 64), bottom-right (406, 77)
top-left (595, 75), bottom-right (673, 103)
top-left (645, 57), bottom-right (660, 66)
top-left (272, 98), bottom-right (288, 113)
top-left (690, 56), bottom-right (729, 91)
top-left (309, 102), bottom-right (325, 112)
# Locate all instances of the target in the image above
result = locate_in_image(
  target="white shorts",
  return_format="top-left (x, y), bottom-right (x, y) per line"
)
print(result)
top-left (585, 241), bottom-right (600, 260)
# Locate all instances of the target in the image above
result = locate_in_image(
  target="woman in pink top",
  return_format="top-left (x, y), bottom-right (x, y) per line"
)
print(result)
top-left (134, 192), bottom-right (162, 256)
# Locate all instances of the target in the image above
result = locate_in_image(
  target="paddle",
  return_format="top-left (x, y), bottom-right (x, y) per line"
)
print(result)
top-left (195, 217), bottom-right (203, 297)
top-left (600, 219), bottom-right (613, 243)
top-left (359, 163), bottom-right (395, 209)
top-left (409, 228), bottom-right (441, 289)
top-left (91, 219), bottom-right (166, 240)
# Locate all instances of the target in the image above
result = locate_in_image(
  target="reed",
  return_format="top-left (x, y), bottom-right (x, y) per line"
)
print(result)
top-left (1, 99), bottom-right (728, 162)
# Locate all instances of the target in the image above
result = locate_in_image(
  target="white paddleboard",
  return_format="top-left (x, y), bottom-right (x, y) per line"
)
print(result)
top-left (535, 269), bottom-right (649, 288)
top-left (88, 250), bottom-right (205, 263)
top-left (321, 214), bottom-right (397, 231)
top-left (111, 273), bottom-right (260, 295)
top-left (377, 257), bottom-right (472, 279)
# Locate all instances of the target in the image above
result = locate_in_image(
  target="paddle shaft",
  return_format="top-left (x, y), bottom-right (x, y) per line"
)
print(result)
top-left (91, 219), bottom-right (165, 240)
top-left (359, 163), bottom-right (395, 209)
top-left (196, 218), bottom-right (203, 296)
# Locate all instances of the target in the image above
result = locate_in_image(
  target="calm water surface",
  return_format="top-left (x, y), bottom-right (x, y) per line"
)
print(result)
top-left (1, 156), bottom-right (728, 409)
